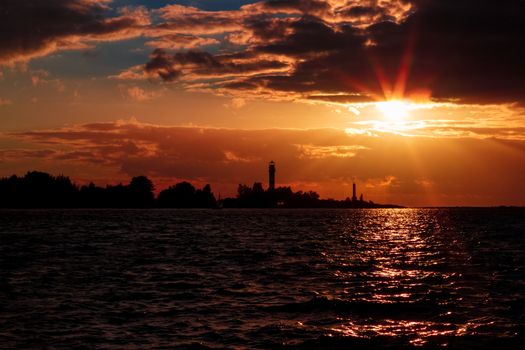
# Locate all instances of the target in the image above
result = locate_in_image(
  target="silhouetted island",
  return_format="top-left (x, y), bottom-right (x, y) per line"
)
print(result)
top-left (0, 166), bottom-right (403, 209)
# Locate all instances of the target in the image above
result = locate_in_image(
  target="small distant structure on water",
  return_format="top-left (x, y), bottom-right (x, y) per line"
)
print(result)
top-left (351, 181), bottom-right (364, 203)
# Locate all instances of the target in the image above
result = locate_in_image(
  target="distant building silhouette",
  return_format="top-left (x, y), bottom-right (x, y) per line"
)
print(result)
top-left (352, 182), bottom-right (357, 202)
top-left (268, 161), bottom-right (276, 191)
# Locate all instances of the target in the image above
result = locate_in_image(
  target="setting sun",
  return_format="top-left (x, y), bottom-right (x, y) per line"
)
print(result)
top-left (376, 100), bottom-right (411, 121)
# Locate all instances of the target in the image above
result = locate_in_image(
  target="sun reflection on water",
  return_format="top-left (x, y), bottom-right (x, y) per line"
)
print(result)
top-left (329, 319), bottom-right (463, 346)
top-left (317, 209), bottom-right (500, 346)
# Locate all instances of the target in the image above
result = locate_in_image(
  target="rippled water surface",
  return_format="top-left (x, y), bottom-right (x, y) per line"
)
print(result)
top-left (1, 208), bottom-right (525, 349)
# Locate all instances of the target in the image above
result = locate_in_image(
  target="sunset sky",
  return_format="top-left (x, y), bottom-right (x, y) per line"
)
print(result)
top-left (1, 0), bottom-right (524, 206)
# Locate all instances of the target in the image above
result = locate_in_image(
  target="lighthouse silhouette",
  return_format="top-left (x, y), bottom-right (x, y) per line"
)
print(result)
top-left (268, 161), bottom-right (276, 191)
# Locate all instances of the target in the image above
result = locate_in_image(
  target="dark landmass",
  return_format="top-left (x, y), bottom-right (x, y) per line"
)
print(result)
top-left (223, 182), bottom-right (402, 209)
top-left (0, 171), bottom-right (403, 209)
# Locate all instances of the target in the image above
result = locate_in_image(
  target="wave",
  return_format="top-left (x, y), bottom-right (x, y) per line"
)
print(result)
top-left (264, 296), bottom-right (446, 318)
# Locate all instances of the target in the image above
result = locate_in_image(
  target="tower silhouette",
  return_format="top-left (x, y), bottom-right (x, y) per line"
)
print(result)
top-left (352, 182), bottom-right (357, 202)
top-left (268, 161), bottom-right (276, 191)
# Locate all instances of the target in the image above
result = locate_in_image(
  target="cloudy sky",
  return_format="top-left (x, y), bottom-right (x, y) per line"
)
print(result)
top-left (1, 0), bottom-right (524, 206)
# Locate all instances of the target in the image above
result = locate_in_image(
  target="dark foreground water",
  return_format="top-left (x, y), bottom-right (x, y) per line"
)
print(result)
top-left (1, 209), bottom-right (524, 349)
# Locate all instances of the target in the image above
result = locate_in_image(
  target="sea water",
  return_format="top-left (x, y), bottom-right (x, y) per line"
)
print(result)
top-left (1, 208), bottom-right (524, 349)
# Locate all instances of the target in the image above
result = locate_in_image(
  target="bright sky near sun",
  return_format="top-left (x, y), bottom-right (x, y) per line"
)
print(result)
top-left (1, 0), bottom-right (525, 206)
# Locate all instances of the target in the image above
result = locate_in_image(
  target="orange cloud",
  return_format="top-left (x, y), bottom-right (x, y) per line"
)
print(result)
top-left (154, 5), bottom-right (243, 35)
top-left (145, 34), bottom-right (219, 50)
top-left (123, 86), bottom-right (163, 102)
top-left (296, 144), bottom-right (368, 159)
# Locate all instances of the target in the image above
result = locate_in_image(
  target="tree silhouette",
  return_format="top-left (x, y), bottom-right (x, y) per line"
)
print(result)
top-left (129, 176), bottom-right (155, 208)
top-left (157, 181), bottom-right (217, 208)
top-left (195, 184), bottom-right (217, 208)
top-left (0, 171), bottom-right (78, 208)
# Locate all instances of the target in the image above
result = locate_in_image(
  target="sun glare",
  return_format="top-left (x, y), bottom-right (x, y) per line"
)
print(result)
top-left (376, 100), bottom-right (411, 121)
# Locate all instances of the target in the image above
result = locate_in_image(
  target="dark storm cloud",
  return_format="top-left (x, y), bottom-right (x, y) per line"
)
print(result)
top-left (343, 6), bottom-right (383, 17)
top-left (0, 0), bottom-right (148, 65)
top-left (393, 0), bottom-right (525, 104)
top-left (223, 16), bottom-right (378, 97)
top-left (255, 17), bottom-right (365, 55)
top-left (144, 49), bottom-right (182, 82)
top-left (139, 0), bottom-right (525, 105)
top-left (262, 0), bottom-right (331, 15)
top-left (144, 48), bottom-right (289, 81)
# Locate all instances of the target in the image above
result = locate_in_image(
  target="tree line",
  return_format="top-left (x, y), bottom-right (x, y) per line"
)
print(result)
top-left (0, 171), bottom-right (215, 208)
top-left (0, 171), bottom-right (402, 208)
